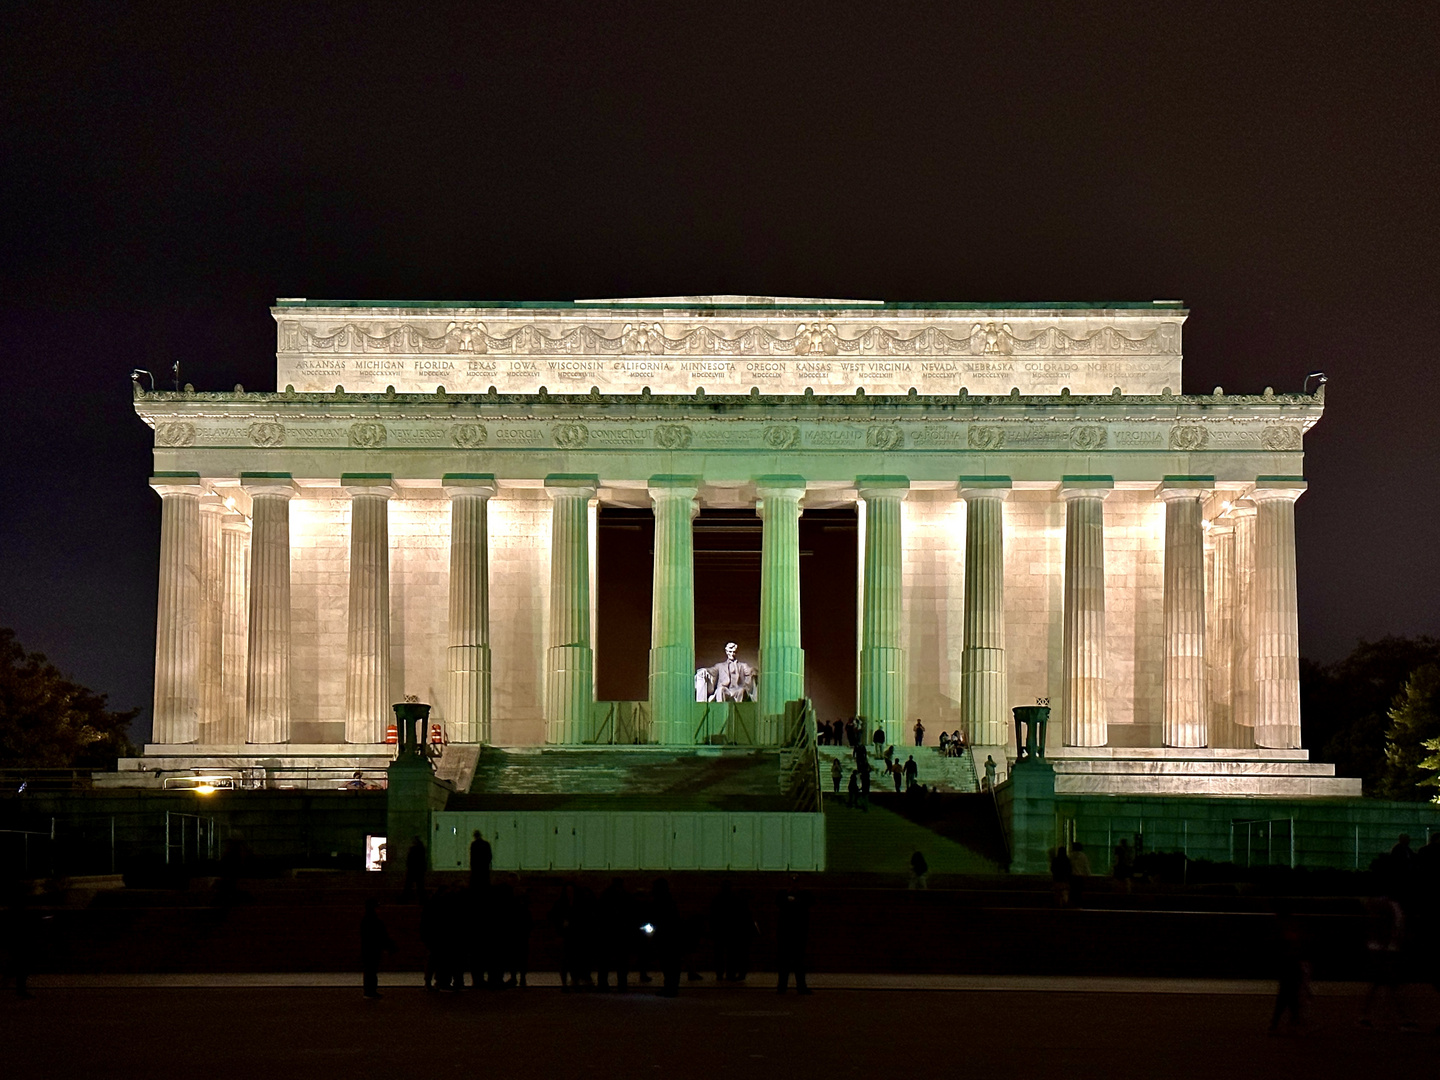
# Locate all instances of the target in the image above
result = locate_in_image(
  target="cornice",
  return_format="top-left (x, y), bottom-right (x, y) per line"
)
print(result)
top-left (133, 386), bottom-right (1321, 456)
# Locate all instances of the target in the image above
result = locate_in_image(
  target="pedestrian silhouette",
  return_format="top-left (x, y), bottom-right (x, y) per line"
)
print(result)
top-left (775, 887), bottom-right (813, 994)
top-left (469, 830), bottom-right (492, 892)
top-left (360, 897), bottom-right (395, 1000)
top-left (599, 877), bottom-right (633, 991)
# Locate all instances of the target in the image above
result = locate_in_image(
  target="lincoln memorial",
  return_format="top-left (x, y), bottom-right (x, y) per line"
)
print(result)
top-left (129, 297), bottom-right (1355, 798)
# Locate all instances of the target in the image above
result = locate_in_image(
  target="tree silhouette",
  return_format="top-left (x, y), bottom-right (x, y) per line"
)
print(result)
top-left (0, 629), bottom-right (137, 769)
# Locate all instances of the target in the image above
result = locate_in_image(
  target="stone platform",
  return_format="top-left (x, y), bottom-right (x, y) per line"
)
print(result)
top-left (1040, 747), bottom-right (1360, 798)
top-left (113, 744), bottom-right (479, 793)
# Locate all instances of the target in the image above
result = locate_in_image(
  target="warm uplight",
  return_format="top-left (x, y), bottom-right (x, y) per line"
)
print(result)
top-left (194, 784), bottom-right (216, 795)
top-left (223, 496), bottom-right (237, 511)
top-left (1202, 519), bottom-right (1212, 529)
top-left (1220, 500), bottom-right (1233, 511)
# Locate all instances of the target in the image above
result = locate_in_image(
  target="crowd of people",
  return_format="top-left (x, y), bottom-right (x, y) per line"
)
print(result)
top-left (361, 833), bottom-right (813, 998)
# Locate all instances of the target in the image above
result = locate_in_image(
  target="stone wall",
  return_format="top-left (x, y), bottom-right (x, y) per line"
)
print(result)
top-left (903, 491), bottom-right (966, 737)
top-left (290, 493), bottom-right (349, 743)
top-left (389, 498), bottom-right (449, 720)
top-left (488, 488), bottom-right (552, 744)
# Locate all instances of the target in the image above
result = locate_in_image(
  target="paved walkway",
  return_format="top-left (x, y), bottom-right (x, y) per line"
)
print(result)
top-left (30, 971), bottom-right (1367, 994)
top-left (3, 980), bottom-right (1435, 1080)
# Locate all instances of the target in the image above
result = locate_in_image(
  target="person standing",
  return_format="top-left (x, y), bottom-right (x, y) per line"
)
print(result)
top-left (983, 755), bottom-right (997, 791)
top-left (830, 756), bottom-right (843, 795)
top-left (469, 830), bottom-right (493, 893)
top-left (913, 718), bottom-right (925, 746)
top-left (903, 755), bottom-right (918, 792)
top-left (775, 887), bottom-right (813, 994)
top-left (360, 897), bottom-right (395, 1000)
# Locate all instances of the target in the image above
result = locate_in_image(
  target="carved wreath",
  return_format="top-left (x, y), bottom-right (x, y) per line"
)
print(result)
top-left (349, 422), bottom-right (387, 449)
top-left (154, 422), bottom-right (195, 447)
top-left (1069, 425), bottom-right (1107, 451)
top-left (654, 424), bottom-right (693, 450)
top-left (1168, 425), bottom-right (1208, 451)
top-left (1260, 426), bottom-right (1302, 451)
top-left (453, 423), bottom-right (488, 449)
top-left (967, 426), bottom-right (1003, 451)
top-left (552, 422), bottom-right (589, 449)
top-left (249, 422), bottom-right (285, 448)
top-left (866, 424), bottom-right (904, 451)
top-left (763, 425), bottom-right (800, 450)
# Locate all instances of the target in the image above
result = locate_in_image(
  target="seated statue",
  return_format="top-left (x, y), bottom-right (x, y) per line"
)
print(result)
top-left (697, 641), bottom-right (757, 703)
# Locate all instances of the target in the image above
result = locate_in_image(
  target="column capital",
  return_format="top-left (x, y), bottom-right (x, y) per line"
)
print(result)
top-left (442, 473), bottom-right (498, 500)
top-left (1251, 476), bottom-right (1307, 504)
top-left (649, 474), bottom-right (701, 496)
top-left (545, 474), bottom-right (599, 500)
top-left (342, 473), bottom-right (394, 499)
top-left (240, 473), bottom-right (297, 499)
top-left (958, 476), bottom-right (1012, 500)
top-left (199, 492), bottom-right (228, 514)
top-left (856, 476), bottom-right (910, 500)
top-left (754, 475), bottom-right (807, 499)
top-left (221, 511), bottom-right (248, 534)
top-left (1229, 498), bottom-right (1258, 519)
top-left (1059, 475), bottom-right (1114, 501)
top-left (150, 472), bottom-right (204, 499)
top-left (1157, 478), bottom-right (1211, 502)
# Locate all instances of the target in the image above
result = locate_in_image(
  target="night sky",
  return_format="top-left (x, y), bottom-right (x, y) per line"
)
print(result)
top-left (2, 3), bottom-right (1436, 742)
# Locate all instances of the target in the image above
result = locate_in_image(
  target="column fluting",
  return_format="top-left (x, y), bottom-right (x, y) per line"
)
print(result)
top-left (151, 476), bottom-right (203, 744)
top-left (1161, 484), bottom-right (1209, 747)
top-left (858, 478), bottom-right (909, 748)
top-left (445, 476), bottom-right (496, 744)
top-left (1061, 481), bottom-right (1111, 747)
top-left (757, 477), bottom-right (806, 745)
top-left (219, 509), bottom-right (250, 745)
top-left (244, 476), bottom-right (295, 744)
top-left (344, 477), bottom-right (393, 744)
top-left (198, 496), bottom-right (225, 742)
top-left (1253, 481), bottom-right (1306, 748)
top-left (1206, 521), bottom-right (1244, 748)
top-left (649, 478), bottom-right (699, 746)
top-left (960, 480), bottom-right (1010, 747)
top-left (1230, 501), bottom-right (1258, 732)
top-left (545, 476), bottom-right (597, 745)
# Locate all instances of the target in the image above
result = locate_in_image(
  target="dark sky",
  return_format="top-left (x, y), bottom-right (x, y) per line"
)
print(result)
top-left (2, 2), bottom-right (1436, 739)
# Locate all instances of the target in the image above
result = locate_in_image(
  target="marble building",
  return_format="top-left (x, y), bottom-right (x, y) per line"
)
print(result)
top-left (129, 297), bottom-right (1356, 796)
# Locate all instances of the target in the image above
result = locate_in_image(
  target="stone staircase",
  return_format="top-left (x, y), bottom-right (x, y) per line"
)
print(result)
top-left (450, 746), bottom-right (794, 811)
top-left (820, 745), bottom-right (980, 794)
top-left (1044, 747), bottom-right (1362, 797)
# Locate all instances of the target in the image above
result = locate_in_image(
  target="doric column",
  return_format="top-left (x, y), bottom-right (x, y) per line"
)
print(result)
top-left (649, 477), bottom-right (699, 746)
top-left (545, 475), bottom-right (598, 745)
top-left (444, 475), bottom-right (496, 744)
top-left (1060, 478), bottom-right (1112, 747)
top-left (858, 477), bottom-right (909, 747)
top-left (757, 477), bottom-right (806, 744)
top-left (198, 495), bottom-right (225, 742)
top-left (344, 475), bottom-right (393, 744)
top-left (1206, 521), bottom-right (1243, 748)
top-left (1160, 481), bottom-right (1209, 747)
top-left (959, 478), bottom-right (1010, 747)
top-left (218, 508), bottom-right (249, 745)
top-left (1252, 479), bottom-right (1306, 748)
top-left (150, 474), bottom-right (203, 744)
top-left (244, 475), bottom-right (295, 744)
top-left (1230, 501), bottom-right (1258, 733)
